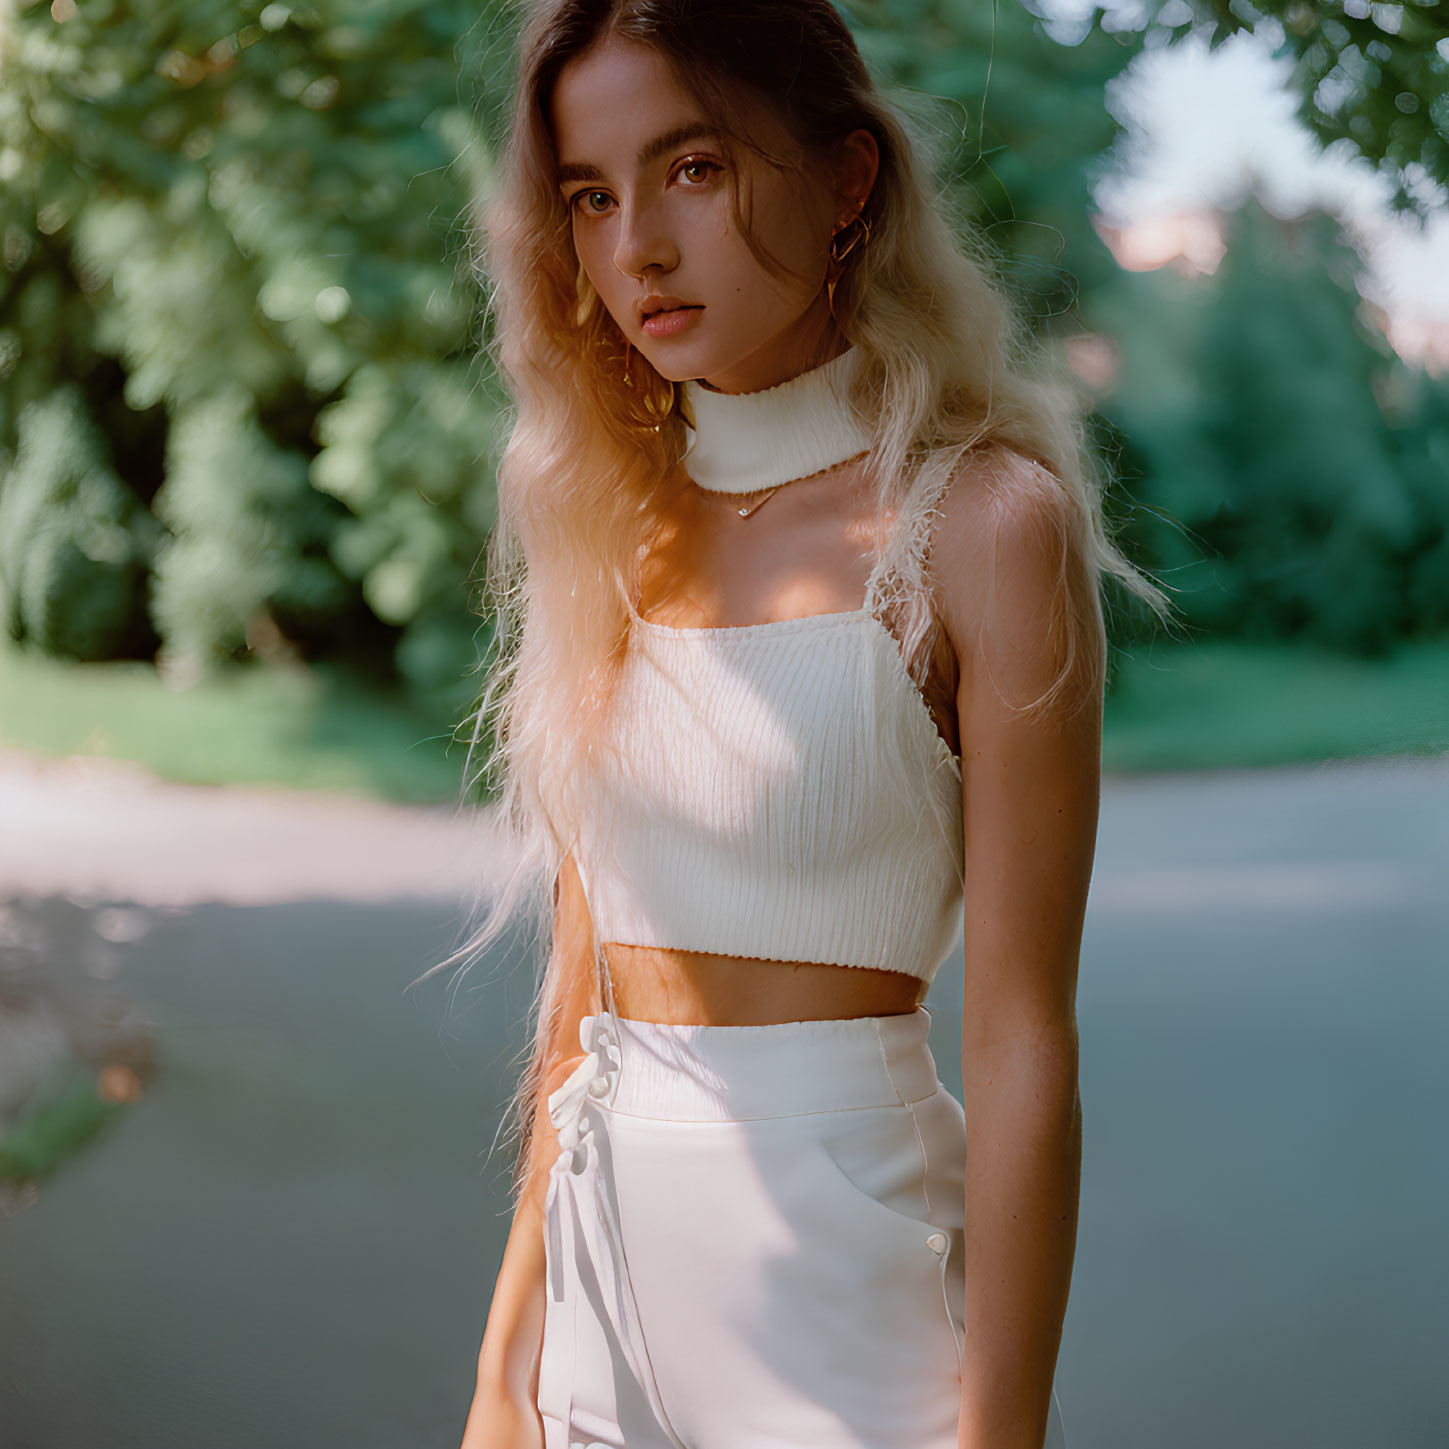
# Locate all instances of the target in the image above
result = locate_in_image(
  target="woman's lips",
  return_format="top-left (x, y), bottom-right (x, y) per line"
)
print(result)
top-left (641, 305), bottom-right (703, 339)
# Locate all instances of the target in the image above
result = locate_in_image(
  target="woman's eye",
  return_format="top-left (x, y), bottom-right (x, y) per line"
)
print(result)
top-left (569, 161), bottom-right (717, 215)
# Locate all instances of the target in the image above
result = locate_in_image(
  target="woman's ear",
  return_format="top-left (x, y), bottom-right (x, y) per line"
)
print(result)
top-left (833, 128), bottom-right (880, 223)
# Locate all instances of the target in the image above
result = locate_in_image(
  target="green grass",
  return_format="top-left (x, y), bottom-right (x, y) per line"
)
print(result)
top-left (0, 635), bottom-right (475, 804)
top-left (3, 632), bottom-right (1445, 802)
top-left (0, 1070), bottom-right (130, 1186)
top-left (1104, 635), bottom-right (1449, 773)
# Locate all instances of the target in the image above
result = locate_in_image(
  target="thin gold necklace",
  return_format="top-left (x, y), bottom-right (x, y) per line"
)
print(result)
top-left (692, 450), bottom-right (870, 519)
top-left (732, 484), bottom-right (784, 519)
top-left (688, 477), bottom-right (785, 518)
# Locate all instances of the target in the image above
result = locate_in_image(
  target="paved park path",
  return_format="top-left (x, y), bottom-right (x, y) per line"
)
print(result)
top-left (1, 749), bottom-right (1444, 1449)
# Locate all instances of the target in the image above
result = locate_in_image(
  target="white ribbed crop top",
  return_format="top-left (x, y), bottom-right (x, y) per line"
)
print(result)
top-left (575, 347), bottom-right (966, 987)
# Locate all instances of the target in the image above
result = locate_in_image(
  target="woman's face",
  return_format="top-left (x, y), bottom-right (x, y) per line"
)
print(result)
top-left (549, 36), bottom-right (877, 396)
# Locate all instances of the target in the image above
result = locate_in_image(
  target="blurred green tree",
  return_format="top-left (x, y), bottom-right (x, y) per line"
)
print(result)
top-left (0, 0), bottom-right (1444, 740)
top-left (848, 0), bottom-right (1148, 319)
top-left (1097, 194), bottom-right (1449, 650)
top-left (151, 387), bottom-right (351, 666)
top-left (0, 0), bottom-right (503, 694)
top-left (1386, 361), bottom-right (1449, 630)
top-left (0, 385), bottom-right (159, 659)
top-left (0, 0), bottom-right (1148, 696)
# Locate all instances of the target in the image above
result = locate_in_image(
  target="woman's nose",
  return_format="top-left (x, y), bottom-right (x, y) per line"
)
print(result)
top-left (612, 199), bottom-right (678, 281)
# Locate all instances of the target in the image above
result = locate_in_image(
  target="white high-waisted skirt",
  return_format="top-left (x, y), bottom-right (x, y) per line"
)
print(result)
top-left (538, 1004), bottom-right (1066, 1449)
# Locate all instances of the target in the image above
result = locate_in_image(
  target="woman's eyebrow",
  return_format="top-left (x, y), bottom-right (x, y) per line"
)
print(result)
top-left (556, 124), bottom-right (719, 187)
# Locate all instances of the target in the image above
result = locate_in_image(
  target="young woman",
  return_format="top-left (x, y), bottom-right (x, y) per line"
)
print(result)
top-left (451, 2), bottom-right (1168, 1446)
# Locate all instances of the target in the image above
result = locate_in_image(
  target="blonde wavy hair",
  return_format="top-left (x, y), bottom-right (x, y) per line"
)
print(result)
top-left (426, 0), bottom-right (1171, 1206)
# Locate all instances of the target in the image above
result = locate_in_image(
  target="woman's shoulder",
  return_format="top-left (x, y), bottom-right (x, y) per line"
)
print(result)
top-left (934, 442), bottom-right (1067, 545)
top-left (929, 442), bottom-right (1101, 712)
top-left (929, 442), bottom-right (1074, 594)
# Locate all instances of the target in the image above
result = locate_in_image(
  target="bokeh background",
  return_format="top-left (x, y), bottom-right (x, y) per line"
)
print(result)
top-left (1, 2), bottom-right (1445, 1446)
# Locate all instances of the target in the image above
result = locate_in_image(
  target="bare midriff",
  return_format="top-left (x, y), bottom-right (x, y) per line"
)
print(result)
top-left (600, 943), bottom-right (927, 1025)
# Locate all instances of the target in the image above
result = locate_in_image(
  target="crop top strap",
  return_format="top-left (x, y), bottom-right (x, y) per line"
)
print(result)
top-left (860, 542), bottom-right (896, 622)
top-left (860, 460), bottom-right (962, 667)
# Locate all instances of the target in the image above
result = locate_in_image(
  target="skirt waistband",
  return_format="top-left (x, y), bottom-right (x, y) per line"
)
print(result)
top-left (590, 1005), bottom-right (941, 1121)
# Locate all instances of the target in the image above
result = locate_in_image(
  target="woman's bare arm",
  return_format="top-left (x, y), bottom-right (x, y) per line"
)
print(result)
top-left (460, 1187), bottom-right (548, 1449)
top-left (460, 851), bottom-right (601, 1449)
top-left (933, 450), bottom-right (1104, 1449)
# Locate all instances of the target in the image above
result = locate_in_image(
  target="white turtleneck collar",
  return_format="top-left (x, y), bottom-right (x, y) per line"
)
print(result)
top-left (678, 345), bottom-right (873, 495)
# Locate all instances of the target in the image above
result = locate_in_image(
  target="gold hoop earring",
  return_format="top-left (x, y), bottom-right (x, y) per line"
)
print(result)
top-left (825, 211), bottom-right (870, 323)
top-left (573, 260), bottom-right (598, 329)
top-left (619, 339), bottom-right (676, 432)
top-left (829, 211), bottom-right (870, 265)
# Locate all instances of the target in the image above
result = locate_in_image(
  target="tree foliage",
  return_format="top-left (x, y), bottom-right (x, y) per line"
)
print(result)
top-left (0, 384), bottom-right (159, 659)
top-left (848, 0), bottom-right (1147, 316)
top-left (0, 0), bottom-right (504, 690)
top-left (1097, 196), bottom-right (1449, 650)
top-left (1145, 0), bottom-right (1449, 215)
top-left (0, 0), bottom-right (1443, 716)
top-left (0, 0), bottom-right (1148, 691)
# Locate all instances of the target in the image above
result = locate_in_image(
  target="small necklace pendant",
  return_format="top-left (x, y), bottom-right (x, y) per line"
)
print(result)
top-left (736, 486), bottom-right (782, 519)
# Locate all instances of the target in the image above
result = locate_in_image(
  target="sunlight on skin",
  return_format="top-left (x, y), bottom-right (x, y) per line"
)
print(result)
top-left (546, 34), bottom-right (927, 1025)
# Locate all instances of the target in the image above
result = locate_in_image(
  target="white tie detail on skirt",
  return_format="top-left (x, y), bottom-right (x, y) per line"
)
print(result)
top-left (539, 1014), bottom-right (688, 1449)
